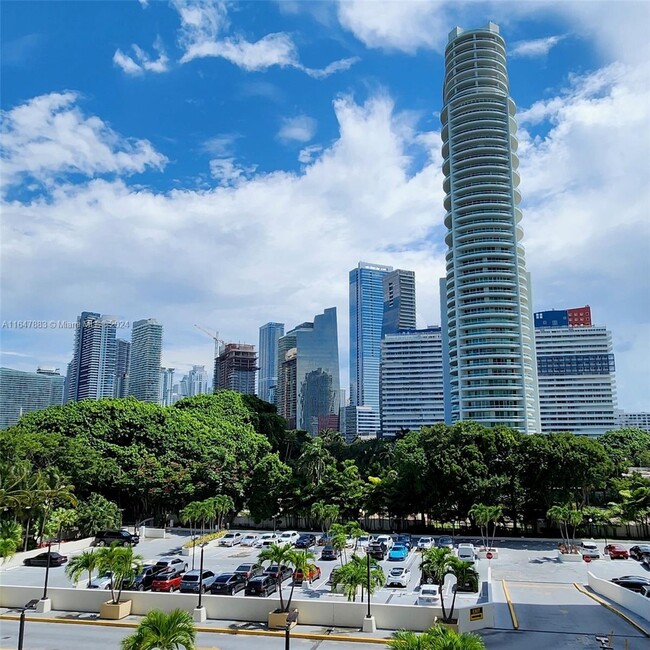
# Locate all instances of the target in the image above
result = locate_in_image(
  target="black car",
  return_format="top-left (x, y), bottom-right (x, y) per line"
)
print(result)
top-left (210, 573), bottom-right (247, 595)
top-left (263, 564), bottom-right (294, 582)
top-left (24, 552), bottom-right (68, 567)
top-left (367, 542), bottom-right (387, 560)
top-left (611, 576), bottom-right (650, 593)
top-left (245, 575), bottom-right (277, 597)
top-left (123, 565), bottom-right (165, 591)
top-left (234, 563), bottom-right (264, 582)
top-left (629, 545), bottom-right (650, 561)
top-left (295, 534), bottom-right (317, 549)
top-left (320, 545), bottom-right (339, 561)
top-left (94, 530), bottom-right (139, 547)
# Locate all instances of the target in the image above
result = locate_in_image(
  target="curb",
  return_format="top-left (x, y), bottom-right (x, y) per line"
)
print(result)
top-left (501, 580), bottom-right (519, 630)
top-left (573, 583), bottom-right (650, 638)
top-left (0, 614), bottom-right (390, 644)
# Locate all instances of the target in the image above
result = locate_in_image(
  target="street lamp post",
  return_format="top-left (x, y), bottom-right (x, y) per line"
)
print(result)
top-left (193, 543), bottom-right (208, 623)
top-left (362, 552), bottom-right (376, 632)
top-left (589, 518), bottom-right (594, 539)
top-left (42, 540), bottom-right (52, 601)
top-left (192, 535), bottom-right (199, 571)
top-left (17, 600), bottom-right (38, 650)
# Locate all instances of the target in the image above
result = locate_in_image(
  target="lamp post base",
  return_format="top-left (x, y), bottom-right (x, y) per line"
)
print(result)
top-left (35, 598), bottom-right (51, 614)
top-left (193, 606), bottom-right (206, 623)
top-left (362, 615), bottom-right (376, 633)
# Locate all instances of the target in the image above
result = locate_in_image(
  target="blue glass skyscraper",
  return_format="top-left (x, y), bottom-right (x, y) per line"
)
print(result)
top-left (258, 322), bottom-right (284, 404)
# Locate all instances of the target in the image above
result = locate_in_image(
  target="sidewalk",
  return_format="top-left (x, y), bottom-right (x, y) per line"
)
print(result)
top-left (0, 607), bottom-right (394, 645)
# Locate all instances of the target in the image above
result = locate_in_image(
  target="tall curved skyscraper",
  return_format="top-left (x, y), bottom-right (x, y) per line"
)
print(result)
top-left (440, 22), bottom-right (540, 433)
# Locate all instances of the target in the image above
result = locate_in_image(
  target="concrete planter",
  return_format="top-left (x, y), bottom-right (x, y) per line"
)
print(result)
top-left (435, 618), bottom-right (459, 632)
top-left (268, 609), bottom-right (298, 630)
top-left (559, 552), bottom-right (582, 563)
top-left (100, 600), bottom-right (132, 619)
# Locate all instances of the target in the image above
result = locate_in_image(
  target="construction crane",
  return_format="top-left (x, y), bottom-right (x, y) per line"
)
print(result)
top-left (194, 324), bottom-right (225, 357)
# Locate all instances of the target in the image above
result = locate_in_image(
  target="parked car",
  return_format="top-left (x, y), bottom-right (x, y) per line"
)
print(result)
top-left (579, 541), bottom-right (600, 559)
top-left (295, 534), bottom-right (317, 549)
top-left (604, 544), bottom-right (629, 559)
top-left (179, 569), bottom-right (216, 593)
top-left (367, 542), bottom-right (388, 560)
top-left (642, 554), bottom-right (650, 568)
top-left (294, 565), bottom-right (321, 584)
top-left (375, 535), bottom-right (394, 550)
top-left (155, 557), bottom-right (188, 573)
top-left (629, 545), bottom-right (650, 561)
top-left (457, 543), bottom-right (478, 563)
top-left (88, 571), bottom-right (113, 589)
top-left (278, 530), bottom-right (300, 546)
top-left (234, 563), bottom-right (264, 582)
top-left (417, 537), bottom-right (434, 551)
top-left (437, 536), bottom-right (454, 549)
top-left (641, 585), bottom-right (650, 599)
top-left (263, 564), bottom-right (294, 582)
top-left (396, 534), bottom-right (413, 550)
top-left (24, 552), bottom-right (68, 567)
top-left (386, 567), bottom-right (411, 588)
top-left (219, 531), bottom-right (243, 547)
top-left (93, 530), bottom-right (139, 547)
top-left (209, 572), bottom-right (247, 595)
top-left (320, 545), bottom-right (339, 561)
top-left (327, 567), bottom-right (341, 584)
top-left (151, 568), bottom-right (184, 592)
top-left (317, 533), bottom-right (331, 546)
top-left (610, 576), bottom-right (650, 593)
top-left (418, 584), bottom-right (441, 606)
top-left (245, 575), bottom-right (277, 597)
top-left (124, 564), bottom-right (165, 591)
top-left (241, 533), bottom-right (259, 547)
top-left (388, 544), bottom-right (409, 561)
top-left (356, 535), bottom-right (371, 550)
top-left (253, 533), bottom-right (279, 548)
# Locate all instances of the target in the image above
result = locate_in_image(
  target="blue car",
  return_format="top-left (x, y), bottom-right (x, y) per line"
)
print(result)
top-left (388, 544), bottom-right (409, 561)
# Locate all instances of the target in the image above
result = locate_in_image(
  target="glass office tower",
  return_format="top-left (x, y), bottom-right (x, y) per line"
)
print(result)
top-left (258, 322), bottom-right (284, 404)
top-left (440, 23), bottom-right (539, 433)
top-left (128, 318), bottom-right (163, 403)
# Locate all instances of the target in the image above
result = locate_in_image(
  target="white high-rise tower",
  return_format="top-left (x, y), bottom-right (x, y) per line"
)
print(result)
top-left (440, 22), bottom-right (540, 433)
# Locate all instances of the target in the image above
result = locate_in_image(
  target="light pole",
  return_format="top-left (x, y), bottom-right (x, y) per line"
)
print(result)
top-left (362, 552), bottom-right (376, 632)
top-left (284, 609), bottom-right (299, 650)
top-left (17, 599), bottom-right (38, 650)
top-left (589, 518), bottom-right (594, 539)
top-left (192, 535), bottom-right (199, 571)
top-left (193, 543), bottom-right (208, 623)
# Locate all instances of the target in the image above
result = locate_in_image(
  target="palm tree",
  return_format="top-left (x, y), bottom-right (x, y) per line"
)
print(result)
top-left (346, 553), bottom-right (384, 602)
top-left (468, 504), bottom-right (502, 551)
top-left (444, 559), bottom-right (479, 624)
top-left (329, 523), bottom-right (349, 565)
top-left (36, 468), bottom-right (77, 544)
top-left (420, 548), bottom-right (456, 621)
top-left (388, 629), bottom-right (435, 650)
top-left (121, 609), bottom-right (196, 650)
top-left (388, 625), bottom-right (486, 650)
top-left (65, 550), bottom-right (97, 587)
top-left (285, 548), bottom-right (316, 610)
top-left (95, 545), bottom-right (144, 604)
top-left (331, 560), bottom-right (366, 602)
top-left (296, 437), bottom-right (334, 485)
top-left (257, 542), bottom-right (295, 611)
top-left (310, 501), bottom-right (339, 534)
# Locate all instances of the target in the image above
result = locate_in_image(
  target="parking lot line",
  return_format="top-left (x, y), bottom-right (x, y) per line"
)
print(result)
top-left (573, 583), bottom-right (650, 638)
top-left (501, 580), bottom-right (519, 630)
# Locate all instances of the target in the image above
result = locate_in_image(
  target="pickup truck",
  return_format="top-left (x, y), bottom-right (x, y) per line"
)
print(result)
top-left (367, 542), bottom-right (388, 560)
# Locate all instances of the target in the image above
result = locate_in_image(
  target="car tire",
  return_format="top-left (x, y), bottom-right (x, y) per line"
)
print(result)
top-left (262, 589), bottom-right (268, 597)
top-left (97, 541), bottom-right (105, 547)
top-left (230, 588), bottom-right (236, 596)
top-left (137, 584), bottom-right (144, 591)
top-left (184, 564), bottom-right (188, 571)
top-left (123, 541), bottom-right (129, 547)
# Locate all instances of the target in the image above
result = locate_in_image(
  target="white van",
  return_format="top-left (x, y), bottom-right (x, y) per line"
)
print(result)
top-left (457, 543), bottom-right (477, 563)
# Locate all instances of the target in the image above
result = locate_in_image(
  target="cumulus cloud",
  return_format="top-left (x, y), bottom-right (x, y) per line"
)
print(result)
top-left (0, 92), bottom-right (167, 193)
top-left (298, 144), bottom-right (323, 165)
top-left (113, 37), bottom-right (170, 75)
top-left (278, 116), bottom-right (317, 143)
top-left (209, 157), bottom-right (257, 186)
top-left (510, 35), bottom-right (566, 58)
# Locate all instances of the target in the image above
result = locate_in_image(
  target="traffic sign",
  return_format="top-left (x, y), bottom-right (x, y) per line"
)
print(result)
top-left (583, 555), bottom-right (592, 563)
top-left (486, 551), bottom-right (493, 560)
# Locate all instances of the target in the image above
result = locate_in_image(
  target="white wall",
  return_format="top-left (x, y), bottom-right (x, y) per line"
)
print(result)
top-left (1, 538), bottom-right (94, 570)
top-left (587, 572), bottom-right (650, 622)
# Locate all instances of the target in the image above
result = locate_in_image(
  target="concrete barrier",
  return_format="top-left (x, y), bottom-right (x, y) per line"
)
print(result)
top-left (0, 538), bottom-right (94, 571)
top-left (140, 527), bottom-right (167, 539)
top-left (587, 572), bottom-right (650, 622)
top-left (0, 584), bottom-right (494, 632)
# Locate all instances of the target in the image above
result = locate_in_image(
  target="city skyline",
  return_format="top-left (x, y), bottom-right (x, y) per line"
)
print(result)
top-left (2, 1), bottom-right (648, 412)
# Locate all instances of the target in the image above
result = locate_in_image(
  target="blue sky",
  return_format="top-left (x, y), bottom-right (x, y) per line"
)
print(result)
top-left (1, 1), bottom-right (649, 412)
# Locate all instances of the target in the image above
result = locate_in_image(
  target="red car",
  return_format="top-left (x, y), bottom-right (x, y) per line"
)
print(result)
top-left (605, 544), bottom-right (629, 560)
top-left (151, 568), bottom-right (184, 592)
top-left (293, 566), bottom-right (321, 584)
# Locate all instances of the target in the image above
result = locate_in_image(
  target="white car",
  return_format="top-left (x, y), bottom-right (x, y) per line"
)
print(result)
top-left (579, 541), bottom-right (600, 559)
top-left (457, 543), bottom-right (478, 563)
top-left (418, 584), bottom-right (441, 606)
top-left (386, 567), bottom-right (411, 588)
top-left (278, 530), bottom-right (300, 546)
top-left (219, 532), bottom-right (243, 547)
top-left (376, 535), bottom-right (394, 550)
top-left (356, 535), bottom-right (371, 549)
top-left (253, 532), bottom-right (279, 548)
top-left (241, 533), bottom-right (259, 547)
top-left (417, 537), bottom-right (434, 551)
top-left (155, 557), bottom-right (188, 572)
top-left (88, 572), bottom-right (113, 589)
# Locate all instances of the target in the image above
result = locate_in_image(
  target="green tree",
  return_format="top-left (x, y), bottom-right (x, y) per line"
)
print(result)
top-left (329, 523), bottom-right (349, 565)
top-left (248, 453), bottom-right (292, 523)
top-left (121, 609), bottom-right (196, 650)
top-left (468, 504), bottom-right (502, 550)
top-left (257, 543), bottom-right (295, 612)
top-left (284, 548), bottom-right (316, 610)
top-left (388, 625), bottom-right (486, 650)
top-left (76, 493), bottom-right (121, 536)
top-left (95, 545), bottom-right (143, 604)
top-left (310, 501), bottom-right (339, 533)
top-left (296, 437), bottom-right (334, 485)
top-left (65, 550), bottom-right (98, 587)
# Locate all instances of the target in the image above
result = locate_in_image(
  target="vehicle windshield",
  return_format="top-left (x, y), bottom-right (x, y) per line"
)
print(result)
top-left (236, 564), bottom-right (253, 571)
top-left (183, 575), bottom-right (199, 582)
top-left (389, 568), bottom-right (404, 576)
top-left (215, 574), bottom-right (233, 582)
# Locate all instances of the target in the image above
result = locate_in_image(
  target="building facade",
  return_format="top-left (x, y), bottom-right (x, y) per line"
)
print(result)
top-left (114, 338), bottom-right (130, 398)
top-left (258, 322), bottom-right (284, 404)
top-left (440, 22), bottom-right (540, 433)
top-left (616, 411), bottom-right (650, 432)
top-left (159, 367), bottom-right (175, 406)
top-left (349, 262), bottom-right (392, 436)
top-left (214, 343), bottom-right (257, 394)
top-left (277, 307), bottom-right (340, 435)
top-left (179, 365), bottom-right (210, 397)
top-left (380, 328), bottom-right (445, 438)
top-left (382, 269), bottom-right (416, 336)
top-left (66, 311), bottom-right (118, 402)
top-left (535, 314), bottom-right (617, 435)
top-left (0, 367), bottom-right (65, 429)
top-left (128, 318), bottom-right (163, 403)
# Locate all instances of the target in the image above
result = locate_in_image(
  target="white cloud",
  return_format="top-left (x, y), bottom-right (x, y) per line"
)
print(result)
top-left (510, 34), bottom-right (566, 58)
top-left (0, 92), bottom-right (167, 192)
top-left (113, 37), bottom-right (170, 75)
top-left (209, 157), bottom-right (257, 186)
top-left (278, 116), bottom-right (317, 144)
top-left (138, 0), bottom-right (149, 7)
top-left (174, 0), bottom-right (357, 76)
top-left (298, 144), bottom-right (323, 165)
